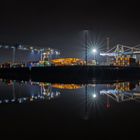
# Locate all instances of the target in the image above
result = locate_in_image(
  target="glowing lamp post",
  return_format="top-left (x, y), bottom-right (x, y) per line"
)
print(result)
top-left (92, 48), bottom-right (97, 53)
top-left (92, 48), bottom-right (97, 61)
top-left (11, 46), bottom-right (16, 64)
top-left (92, 93), bottom-right (97, 98)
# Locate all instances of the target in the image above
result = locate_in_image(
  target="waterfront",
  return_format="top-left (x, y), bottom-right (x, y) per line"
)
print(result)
top-left (0, 79), bottom-right (140, 135)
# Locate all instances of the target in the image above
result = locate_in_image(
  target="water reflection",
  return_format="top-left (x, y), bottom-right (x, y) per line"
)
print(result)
top-left (0, 79), bottom-right (60, 104)
top-left (1, 79), bottom-right (140, 133)
top-left (82, 81), bottom-right (140, 120)
top-left (100, 81), bottom-right (140, 103)
top-left (0, 79), bottom-right (140, 106)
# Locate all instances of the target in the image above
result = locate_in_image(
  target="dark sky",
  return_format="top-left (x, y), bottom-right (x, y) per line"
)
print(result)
top-left (0, 0), bottom-right (140, 58)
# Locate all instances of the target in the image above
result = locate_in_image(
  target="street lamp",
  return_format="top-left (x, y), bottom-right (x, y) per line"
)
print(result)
top-left (92, 93), bottom-right (97, 98)
top-left (11, 46), bottom-right (16, 64)
top-left (92, 48), bottom-right (97, 53)
top-left (92, 48), bottom-right (97, 60)
top-left (84, 30), bottom-right (88, 65)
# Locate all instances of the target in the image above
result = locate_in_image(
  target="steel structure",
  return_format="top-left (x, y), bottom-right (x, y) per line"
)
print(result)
top-left (100, 44), bottom-right (140, 57)
top-left (0, 44), bottom-right (60, 64)
top-left (100, 90), bottom-right (140, 103)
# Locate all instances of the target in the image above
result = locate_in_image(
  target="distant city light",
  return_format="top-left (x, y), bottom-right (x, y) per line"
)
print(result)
top-left (31, 50), bottom-right (34, 53)
top-left (30, 47), bottom-right (33, 50)
top-left (55, 51), bottom-right (59, 55)
top-left (43, 52), bottom-right (46, 55)
top-left (23, 47), bottom-right (28, 50)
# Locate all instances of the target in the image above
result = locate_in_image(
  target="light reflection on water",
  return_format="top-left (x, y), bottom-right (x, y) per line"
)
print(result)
top-left (1, 79), bottom-right (140, 133)
top-left (0, 79), bottom-right (140, 105)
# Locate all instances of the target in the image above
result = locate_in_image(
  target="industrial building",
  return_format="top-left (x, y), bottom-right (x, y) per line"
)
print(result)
top-left (51, 58), bottom-right (85, 66)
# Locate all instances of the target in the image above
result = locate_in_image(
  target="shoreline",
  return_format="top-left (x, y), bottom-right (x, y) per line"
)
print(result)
top-left (0, 66), bottom-right (140, 83)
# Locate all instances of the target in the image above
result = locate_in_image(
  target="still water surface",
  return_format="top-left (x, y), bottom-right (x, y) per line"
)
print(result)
top-left (0, 79), bottom-right (140, 135)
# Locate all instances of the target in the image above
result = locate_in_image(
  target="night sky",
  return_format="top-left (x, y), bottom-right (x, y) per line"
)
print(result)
top-left (0, 0), bottom-right (140, 58)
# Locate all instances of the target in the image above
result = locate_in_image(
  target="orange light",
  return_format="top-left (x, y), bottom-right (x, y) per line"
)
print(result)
top-left (52, 84), bottom-right (82, 89)
top-left (51, 58), bottom-right (85, 66)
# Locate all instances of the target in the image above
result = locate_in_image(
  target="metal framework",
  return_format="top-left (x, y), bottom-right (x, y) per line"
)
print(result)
top-left (0, 44), bottom-right (60, 63)
top-left (100, 90), bottom-right (140, 103)
top-left (100, 44), bottom-right (140, 57)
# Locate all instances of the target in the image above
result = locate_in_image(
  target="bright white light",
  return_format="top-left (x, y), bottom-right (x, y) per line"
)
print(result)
top-left (92, 94), bottom-right (97, 98)
top-left (56, 51), bottom-right (59, 55)
top-left (92, 48), bottom-right (97, 53)
top-left (30, 47), bottom-right (33, 50)
top-left (31, 50), bottom-right (34, 53)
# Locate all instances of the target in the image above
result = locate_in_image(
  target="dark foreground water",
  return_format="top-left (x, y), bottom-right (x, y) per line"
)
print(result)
top-left (0, 79), bottom-right (140, 136)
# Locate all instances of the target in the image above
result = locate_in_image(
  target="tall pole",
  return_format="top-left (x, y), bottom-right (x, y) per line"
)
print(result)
top-left (107, 37), bottom-right (110, 65)
top-left (12, 81), bottom-right (16, 100)
top-left (85, 30), bottom-right (88, 65)
top-left (12, 47), bottom-right (15, 64)
top-left (94, 52), bottom-right (95, 60)
top-left (84, 84), bottom-right (88, 120)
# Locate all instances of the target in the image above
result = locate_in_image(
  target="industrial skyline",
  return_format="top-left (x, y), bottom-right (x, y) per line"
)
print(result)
top-left (0, 1), bottom-right (140, 58)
